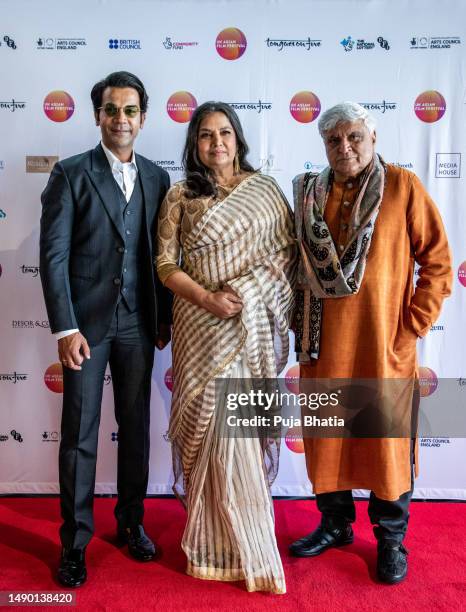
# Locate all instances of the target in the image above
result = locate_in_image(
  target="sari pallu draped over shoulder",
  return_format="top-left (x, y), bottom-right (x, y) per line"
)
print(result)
top-left (168, 173), bottom-right (296, 593)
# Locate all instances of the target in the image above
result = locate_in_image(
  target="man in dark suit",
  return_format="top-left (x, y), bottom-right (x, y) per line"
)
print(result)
top-left (40, 71), bottom-right (171, 587)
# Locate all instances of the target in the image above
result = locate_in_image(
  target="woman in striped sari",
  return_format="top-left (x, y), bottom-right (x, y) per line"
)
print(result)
top-left (156, 102), bottom-right (296, 594)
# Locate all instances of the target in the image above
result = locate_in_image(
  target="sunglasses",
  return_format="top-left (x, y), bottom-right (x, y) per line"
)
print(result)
top-left (98, 103), bottom-right (142, 118)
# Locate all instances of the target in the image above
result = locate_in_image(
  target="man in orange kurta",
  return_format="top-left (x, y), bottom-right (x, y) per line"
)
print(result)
top-left (290, 102), bottom-right (452, 584)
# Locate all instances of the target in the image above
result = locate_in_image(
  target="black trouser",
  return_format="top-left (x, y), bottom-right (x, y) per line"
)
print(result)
top-left (59, 301), bottom-right (155, 550)
top-left (316, 487), bottom-right (413, 544)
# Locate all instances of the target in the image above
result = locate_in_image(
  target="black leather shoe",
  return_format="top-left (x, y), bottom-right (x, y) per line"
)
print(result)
top-left (289, 523), bottom-right (354, 557)
top-left (117, 525), bottom-right (157, 561)
top-left (377, 541), bottom-right (408, 584)
top-left (57, 548), bottom-right (87, 588)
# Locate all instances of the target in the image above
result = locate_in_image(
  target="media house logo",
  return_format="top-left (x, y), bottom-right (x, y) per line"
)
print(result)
top-left (26, 156), bottom-right (58, 173)
top-left (36, 37), bottom-right (86, 50)
top-left (166, 91), bottom-right (197, 123)
top-left (43, 91), bottom-right (75, 122)
top-left (0, 99), bottom-right (26, 112)
top-left (265, 36), bottom-right (321, 51)
top-left (108, 38), bottom-right (141, 50)
top-left (435, 153), bottom-right (461, 178)
top-left (162, 36), bottom-right (198, 51)
top-left (289, 91), bottom-right (321, 123)
top-left (1, 35), bottom-right (17, 49)
top-left (410, 35), bottom-right (461, 50)
top-left (226, 100), bottom-right (272, 113)
top-left (216, 28), bottom-right (247, 60)
top-left (341, 35), bottom-right (390, 51)
top-left (359, 100), bottom-right (397, 113)
top-left (414, 91), bottom-right (446, 123)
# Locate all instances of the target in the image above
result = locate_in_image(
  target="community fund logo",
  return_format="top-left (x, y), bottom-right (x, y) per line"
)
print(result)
top-left (458, 261), bottom-right (466, 287)
top-left (44, 363), bottom-right (63, 393)
top-left (216, 28), bottom-right (247, 60)
top-left (414, 91), bottom-right (446, 123)
top-left (289, 91), bottom-right (321, 123)
top-left (43, 91), bottom-right (75, 122)
top-left (166, 91), bottom-right (197, 123)
top-left (164, 367), bottom-right (174, 392)
top-left (419, 367), bottom-right (438, 397)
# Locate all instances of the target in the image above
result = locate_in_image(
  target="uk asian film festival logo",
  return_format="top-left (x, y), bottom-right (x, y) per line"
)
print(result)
top-left (458, 262), bottom-right (466, 288)
top-left (44, 363), bottom-right (63, 393)
top-left (43, 91), bottom-right (75, 122)
top-left (418, 367), bottom-right (438, 397)
top-left (289, 91), bottom-right (321, 123)
top-left (283, 364), bottom-right (305, 453)
top-left (166, 92), bottom-right (197, 123)
top-left (164, 367), bottom-right (174, 392)
top-left (216, 28), bottom-right (247, 60)
top-left (414, 91), bottom-right (446, 123)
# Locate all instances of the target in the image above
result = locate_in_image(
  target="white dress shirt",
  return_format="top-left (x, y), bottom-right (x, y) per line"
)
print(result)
top-left (55, 142), bottom-right (138, 340)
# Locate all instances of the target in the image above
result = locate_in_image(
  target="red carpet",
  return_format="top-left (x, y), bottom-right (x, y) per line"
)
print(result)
top-left (0, 497), bottom-right (465, 611)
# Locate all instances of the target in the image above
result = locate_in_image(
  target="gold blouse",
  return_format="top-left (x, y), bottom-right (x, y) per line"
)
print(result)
top-left (156, 173), bottom-right (253, 284)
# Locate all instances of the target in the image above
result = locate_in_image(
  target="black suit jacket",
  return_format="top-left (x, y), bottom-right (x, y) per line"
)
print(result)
top-left (40, 143), bottom-right (171, 346)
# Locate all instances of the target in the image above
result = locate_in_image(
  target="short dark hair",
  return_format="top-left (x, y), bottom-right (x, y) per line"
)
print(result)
top-left (182, 101), bottom-right (255, 199)
top-left (90, 71), bottom-right (148, 113)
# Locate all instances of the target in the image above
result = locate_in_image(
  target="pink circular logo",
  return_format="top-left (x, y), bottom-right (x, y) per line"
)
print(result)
top-left (419, 367), bottom-right (438, 397)
top-left (284, 364), bottom-right (300, 394)
top-left (164, 367), bottom-right (174, 392)
top-left (216, 27), bottom-right (247, 60)
top-left (166, 91), bottom-right (197, 123)
top-left (43, 90), bottom-right (75, 122)
top-left (285, 426), bottom-right (304, 453)
top-left (290, 91), bottom-right (321, 123)
top-left (414, 90), bottom-right (446, 123)
top-left (458, 261), bottom-right (466, 287)
top-left (44, 362), bottom-right (63, 393)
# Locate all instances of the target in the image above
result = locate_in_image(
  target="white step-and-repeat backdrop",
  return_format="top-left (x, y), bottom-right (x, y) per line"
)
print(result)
top-left (1, 0), bottom-right (465, 498)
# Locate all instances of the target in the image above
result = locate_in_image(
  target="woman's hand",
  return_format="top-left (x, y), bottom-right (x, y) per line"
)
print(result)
top-left (202, 287), bottom-right (243, 319)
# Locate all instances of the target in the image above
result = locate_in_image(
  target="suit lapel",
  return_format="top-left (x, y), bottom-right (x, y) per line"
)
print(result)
top-left (86, 144), bottom-right (125, 240)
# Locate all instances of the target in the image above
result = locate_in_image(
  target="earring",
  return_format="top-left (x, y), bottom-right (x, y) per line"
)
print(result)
top-left (234, 153), bottom-right (240, 174)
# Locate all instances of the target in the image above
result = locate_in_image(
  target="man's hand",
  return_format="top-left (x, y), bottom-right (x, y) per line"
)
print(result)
top-left (58, 332), bottom-right (91, 370)
top-left (155, 323), bottom-right (171, 351)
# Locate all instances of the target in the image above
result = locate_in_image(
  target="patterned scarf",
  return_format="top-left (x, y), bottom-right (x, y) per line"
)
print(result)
top-left (293, 154), bottom-right (386, 360)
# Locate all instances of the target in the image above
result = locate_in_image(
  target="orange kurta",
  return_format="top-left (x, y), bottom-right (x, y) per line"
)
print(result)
top-left (301, 164), bottom-right (452, 500)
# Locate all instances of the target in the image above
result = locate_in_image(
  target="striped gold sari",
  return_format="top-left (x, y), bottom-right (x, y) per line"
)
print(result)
top-left (168, 173), bottom-right (296, 593)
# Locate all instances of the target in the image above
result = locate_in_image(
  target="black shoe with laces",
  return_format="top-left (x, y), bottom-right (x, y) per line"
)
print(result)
top-left (117, 524), bottom-right (157, 561)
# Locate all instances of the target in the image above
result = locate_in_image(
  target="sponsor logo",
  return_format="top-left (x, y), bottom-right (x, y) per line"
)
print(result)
top-left (430, 325), bottom-right (444, 331)
top-left (44, 363), bottom-right (63, 393)
top-left (164, 367), bottom-right (174, 392)
top-left (289, 91), bottom-right (321, 123)
top-left (435, 153), bottom-right (461, 178)
top-left (0, 372), bottom-right (27, 383)
top-left (0, 434), bottom-right (8, 442)
top-left (0, 209), bottom-right (6, 219)
top-left (20, 265), bottom-right (40, 277)
top-left (0, 99), bottom-right (26, 112)
top-left (43, 91), bottom-right (75, 122)
top-left (410, 36), bottom-right (461, 50)
top-left (359, 100), bottom-right (397, 113)
top-left (42, 431), bottom-right (59, 442)
top-left (420, 437), bottom-right (450, 448)
top-left (265, 37), bottom-right (321, 51)
top-left (458, 261), bottom-right (466, 287)
top-left (1, 35), bottom-right (17, 49)
top-left (11, 430), bottom-right (23, 442)
top-left (36, 37), bottom-right (86, 50)
top-left (0, 160), bottom-right (4, 169)
top-left (26, 156), bottom-right (58, 173)
top-left (108, 38), bottom-right (141, 50)
top-left (226, 100), bottom-right (272, 113)
top-left (216, 27), bottom-right (247, 60)
top-left (392, 162), bottom-right (414, 170)
top-left (162, 36), bottom-right (198, 50)
top-left (304, 162), bottom-right (326, 172)
top-left (284, 364), bottom-right (300, 394)
top-left (419, 367), bottom-right (438, 397)
top-left (414, 90), bottom-right (446, 123)
top-left (285, 426), bottom-right (305, 453)
top-left (152, 160), bottom-right (184, 173)
top-left (259, 154), bottom-right (282, 174)
top-left (111, 432), bottom-right (119, 442)
top-left (166, 91), bottom-right (197, 123)
top-left (11, 320), bottom-right (50, 329)
top-left (341, 36), bottom-right (390, 51)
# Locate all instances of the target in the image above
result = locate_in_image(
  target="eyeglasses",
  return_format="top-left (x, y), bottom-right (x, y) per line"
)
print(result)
top-left (98, 103), bottom-right (142, 118)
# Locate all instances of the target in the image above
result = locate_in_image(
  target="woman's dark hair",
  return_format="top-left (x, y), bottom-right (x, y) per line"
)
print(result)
top-left (182, 101), bottom-right (254, 198)
top-left (91, 71), bottom-right (149, 113)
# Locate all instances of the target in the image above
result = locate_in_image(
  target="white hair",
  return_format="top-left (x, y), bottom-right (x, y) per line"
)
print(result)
top-left (318, 102), bottom-right (376, 137)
